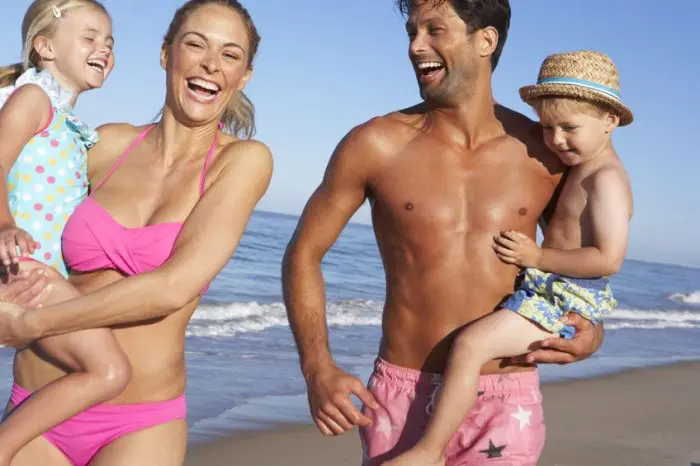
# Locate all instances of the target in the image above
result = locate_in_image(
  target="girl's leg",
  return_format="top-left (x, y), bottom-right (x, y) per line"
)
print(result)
top-left (8, 436), bottom-right (72, 466)
top-left (384, 309), bottom-right (552, 466)
top-left (2, 399), bottom-right (71, 466)
top-left (0, 268), bottom-right (131, 465)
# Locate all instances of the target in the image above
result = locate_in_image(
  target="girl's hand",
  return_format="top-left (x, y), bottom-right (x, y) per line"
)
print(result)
top-left (0, 225), bottom-right (36, 267)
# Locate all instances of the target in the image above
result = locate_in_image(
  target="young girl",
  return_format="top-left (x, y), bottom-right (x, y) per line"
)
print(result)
top-left (385, 50), bottom-right (633, 466)
top-left (0, 1), bottom-right (131, 464)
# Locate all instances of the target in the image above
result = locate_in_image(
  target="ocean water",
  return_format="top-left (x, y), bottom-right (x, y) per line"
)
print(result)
top-left (1, 210), bottom-right (699, 443)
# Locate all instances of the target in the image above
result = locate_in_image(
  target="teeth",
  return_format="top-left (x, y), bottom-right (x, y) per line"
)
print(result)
top-left (417, 61), bottom-right (443, 70)
top-left (188, 78), bottom-right (221, 92)
top-left (87, 60), bottom-right (105, 71)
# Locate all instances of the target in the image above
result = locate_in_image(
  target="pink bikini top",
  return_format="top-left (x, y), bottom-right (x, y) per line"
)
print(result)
top-left (62, 125), bottom-right (218, 295)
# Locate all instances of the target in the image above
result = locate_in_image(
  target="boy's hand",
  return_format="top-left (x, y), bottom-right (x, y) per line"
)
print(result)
top-left (0, 225), bottom-right (36, 267)
top-left (493, 230), bottom-right (541, 268)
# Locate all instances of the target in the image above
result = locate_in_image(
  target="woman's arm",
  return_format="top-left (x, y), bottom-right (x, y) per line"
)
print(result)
top-left (20, 138), bottom-right (272, 340)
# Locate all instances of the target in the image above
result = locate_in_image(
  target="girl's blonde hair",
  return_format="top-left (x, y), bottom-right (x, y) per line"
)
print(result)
top-left (162, 0), bottom-right (261, 138)
top-left (0, 0), bottom-right (109, 88)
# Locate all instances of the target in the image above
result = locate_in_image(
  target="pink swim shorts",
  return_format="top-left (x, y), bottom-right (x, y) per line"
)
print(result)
top-left (360, 358), bottom-right (545, 465)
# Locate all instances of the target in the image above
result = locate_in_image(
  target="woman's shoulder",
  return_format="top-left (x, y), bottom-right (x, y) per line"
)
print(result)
top-left (218, 135), bottom-right (271, 161)
top-left (91, 123), bottom-right (152, 158)
top-left (95, 123), bottom-right (151, 145)
top-left (218, 136), bottom-right (272, 171)
top-left (87, 123), bottom-right (151, 177)
top-left (208, 136), bottom-right (273, 187)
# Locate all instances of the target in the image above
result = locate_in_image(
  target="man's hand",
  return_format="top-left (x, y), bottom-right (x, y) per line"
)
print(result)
top-left (512, 313), bottom-right (604, 365)
top-left (305, 364), bottom-right (380, 436)
top-left (0, 268), bottom-right (51, 308)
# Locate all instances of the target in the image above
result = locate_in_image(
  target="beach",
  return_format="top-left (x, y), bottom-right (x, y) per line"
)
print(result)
top-left (0, 211), bottom-right (699, 461)
top-left (185, 362), bottom-right (700, 466)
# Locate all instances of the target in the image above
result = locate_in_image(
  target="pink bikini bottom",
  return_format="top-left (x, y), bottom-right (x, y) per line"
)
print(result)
top-left (10, 382), bottom-right (186, 466)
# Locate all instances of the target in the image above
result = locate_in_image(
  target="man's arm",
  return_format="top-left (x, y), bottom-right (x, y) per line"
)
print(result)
top-left (282, 121), bottom-right (385, 435)
top-left (518, 313), bottom-right (605, 364)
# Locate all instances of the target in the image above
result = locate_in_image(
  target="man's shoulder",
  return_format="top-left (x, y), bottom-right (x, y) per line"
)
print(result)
top-left (495, 104), bottom-right (542, 146)
top-left (496, 104), bottom-right (564, 176)
top-left (355, 104), bottom-right (425, 138)
top-left (339, 105), bottom-right (425, 158)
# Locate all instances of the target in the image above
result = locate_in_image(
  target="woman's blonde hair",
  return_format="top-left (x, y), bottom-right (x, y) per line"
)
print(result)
top-left (163, 0), bottom-right (261, 138)
top-left (0, 0), bottom-right (109, 88)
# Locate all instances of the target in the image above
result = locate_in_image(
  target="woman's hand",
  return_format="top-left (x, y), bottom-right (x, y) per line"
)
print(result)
top-left (0, 302), bottom-right (37, 348)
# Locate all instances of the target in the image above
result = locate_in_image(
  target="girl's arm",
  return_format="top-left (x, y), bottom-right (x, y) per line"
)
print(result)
top-left (0, 86), bottom-right (52, 263)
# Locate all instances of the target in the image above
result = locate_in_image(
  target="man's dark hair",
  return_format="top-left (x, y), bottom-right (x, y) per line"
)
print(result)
top-left (397, 0), bottom-right (511, 70)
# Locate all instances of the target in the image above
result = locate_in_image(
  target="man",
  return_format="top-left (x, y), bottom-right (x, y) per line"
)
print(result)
top-left (282, 0), bottom-right (604, 464)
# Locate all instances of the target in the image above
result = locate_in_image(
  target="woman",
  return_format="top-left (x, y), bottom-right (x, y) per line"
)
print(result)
top-left (0, 1), bottom-right (271, 464)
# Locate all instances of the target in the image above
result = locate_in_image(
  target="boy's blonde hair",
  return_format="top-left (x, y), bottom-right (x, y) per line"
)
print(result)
top-left (531, 97), bottom-right (614, 122)
top-left (0, 0), bottom-right (109, 88)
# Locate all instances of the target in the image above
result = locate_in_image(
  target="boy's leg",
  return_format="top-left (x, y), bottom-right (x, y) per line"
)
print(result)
top-left (451, 369), bottom-right (545, 465)
top-left (383, 309), bottom-right (551, 465)
top-left (359, 357), bottom-right (546, 466)
top-left (424, 310), bottom-right (551, 450)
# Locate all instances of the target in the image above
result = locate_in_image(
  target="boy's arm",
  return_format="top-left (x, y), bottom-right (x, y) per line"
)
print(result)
top-left (496, 168), bottom-right (631, 277)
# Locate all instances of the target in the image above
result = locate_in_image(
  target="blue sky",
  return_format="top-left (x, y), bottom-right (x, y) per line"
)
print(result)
top-left (1, 1), bottom-right (697, 267)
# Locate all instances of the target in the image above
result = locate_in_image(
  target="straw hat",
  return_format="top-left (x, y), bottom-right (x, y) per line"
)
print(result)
top-left (519, 50), bottom-right (633, 126)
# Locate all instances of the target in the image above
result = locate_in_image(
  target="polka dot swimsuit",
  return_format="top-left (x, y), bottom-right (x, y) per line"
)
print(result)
top-left (1, 69), bottom-right (98, 277)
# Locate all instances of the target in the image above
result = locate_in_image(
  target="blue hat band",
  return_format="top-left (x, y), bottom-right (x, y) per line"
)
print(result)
top-left (537, 77), bottom-right (621, 102)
